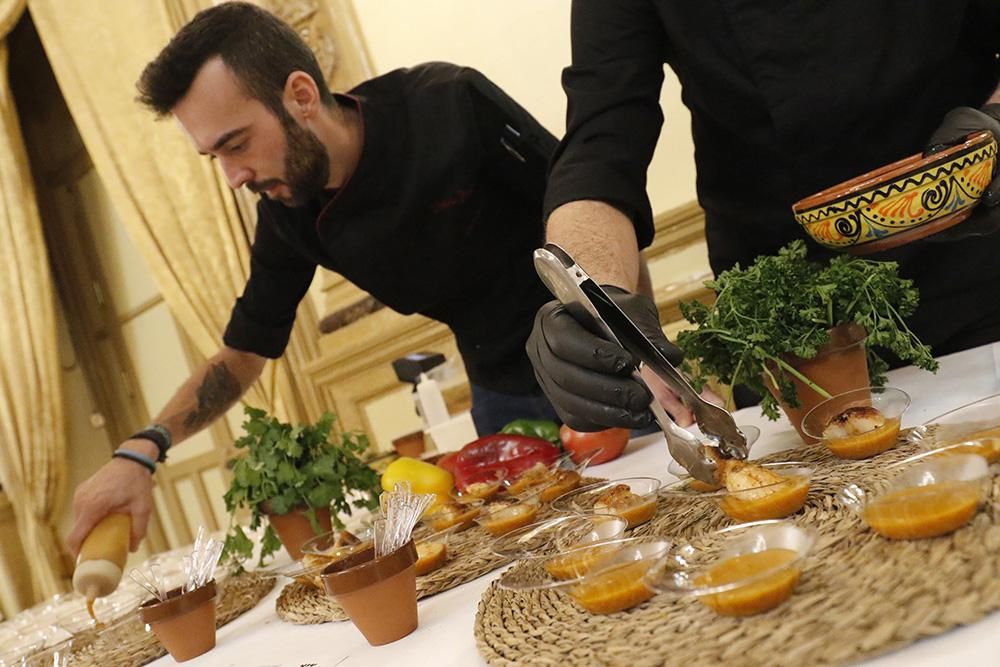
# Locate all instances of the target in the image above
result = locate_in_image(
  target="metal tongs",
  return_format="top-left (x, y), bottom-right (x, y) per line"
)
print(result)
top-left (533, 244), bottom-right (749, 483)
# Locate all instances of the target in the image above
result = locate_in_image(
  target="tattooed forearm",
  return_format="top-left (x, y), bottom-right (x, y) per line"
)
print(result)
top-left (182, 362), bottom-right (243, 432)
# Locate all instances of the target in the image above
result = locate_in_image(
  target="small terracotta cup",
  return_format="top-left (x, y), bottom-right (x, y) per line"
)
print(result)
top-left (138, 580), bottom-right (217, 662)
top-left (321, 540), bottom-right (419, 646)
top-left (267, 506), bottom-right (333, 560)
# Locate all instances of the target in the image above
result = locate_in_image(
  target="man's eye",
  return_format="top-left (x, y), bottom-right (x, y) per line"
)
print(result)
top-left (228, 142), bottom-right (246, 153)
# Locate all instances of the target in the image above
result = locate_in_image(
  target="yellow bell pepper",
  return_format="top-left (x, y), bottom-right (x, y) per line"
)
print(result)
top-left (381, 456), bottom-right (454, 503)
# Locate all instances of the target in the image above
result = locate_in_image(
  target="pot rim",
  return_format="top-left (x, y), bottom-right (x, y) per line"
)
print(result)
top-left (138, 580), bottom-right (217, 624)
top-left (321, 539), bottom-right (417, 595)
top-left (780, 322), bottom-right (867, 364)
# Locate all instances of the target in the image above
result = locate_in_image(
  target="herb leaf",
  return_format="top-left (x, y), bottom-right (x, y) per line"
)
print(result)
top-left (220, 407), bottom-right (381, 570)
top-left (677, 240), bottom-right (938, 419)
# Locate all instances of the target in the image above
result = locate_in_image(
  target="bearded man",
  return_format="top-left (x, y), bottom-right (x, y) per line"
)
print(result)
top-left (68, 1), bottom-right (561, 554)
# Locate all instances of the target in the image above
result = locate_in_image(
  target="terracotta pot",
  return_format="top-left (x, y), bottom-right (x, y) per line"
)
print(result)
top-left (321, 540), bottom-right (418, 646)
top-left (765, 322), bottom-right (870, 443)
top-left (267, 506), bottom-right (332, 560)
top-left (138, 581), bottom-right (217, 662)
top-left (392, 430), bottom-right (427, 458)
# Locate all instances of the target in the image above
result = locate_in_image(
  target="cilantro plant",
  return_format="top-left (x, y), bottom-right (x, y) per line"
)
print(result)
top-left (220, 407), bottom-right (380, 570)
top-left (677, 241), bottom-right (938, 420)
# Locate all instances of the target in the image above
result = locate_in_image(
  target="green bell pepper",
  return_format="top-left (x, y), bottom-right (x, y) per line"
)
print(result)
top-left (499, 418), bottom-right (561, 444)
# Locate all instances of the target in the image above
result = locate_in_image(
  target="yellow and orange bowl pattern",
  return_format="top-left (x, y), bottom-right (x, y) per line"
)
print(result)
top-left (793, 131), bottom-right (997, 252)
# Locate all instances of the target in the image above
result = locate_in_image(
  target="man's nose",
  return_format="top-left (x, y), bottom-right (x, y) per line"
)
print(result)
top-left (219, 157), bottom-right (253, 190)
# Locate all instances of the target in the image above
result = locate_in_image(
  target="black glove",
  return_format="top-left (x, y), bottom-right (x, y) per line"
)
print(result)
top-left (526, 285), bottom-right (683, 431)
top-left (922, 104), bottom-right (1000, 241)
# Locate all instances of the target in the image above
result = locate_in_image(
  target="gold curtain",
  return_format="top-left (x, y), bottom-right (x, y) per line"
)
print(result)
top-left (0, 0), bottom-right (68, 601)
top-left (27, 0), bottom-right (322, 424)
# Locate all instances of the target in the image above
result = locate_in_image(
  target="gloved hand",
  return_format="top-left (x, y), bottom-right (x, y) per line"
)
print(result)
top-left (922, 104), bottom-right (1000, 241)
top-left (526, 285), bottom-right (687, 431)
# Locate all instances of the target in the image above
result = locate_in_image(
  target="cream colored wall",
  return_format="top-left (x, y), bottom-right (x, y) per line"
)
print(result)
top-left (349, 0), bottom-right (698, 213)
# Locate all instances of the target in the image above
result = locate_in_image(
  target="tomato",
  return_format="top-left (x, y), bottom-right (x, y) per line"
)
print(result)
top-left (381, 457), bottom-right (454, 501)
top-left (559, 426), bottom-right (630, 465)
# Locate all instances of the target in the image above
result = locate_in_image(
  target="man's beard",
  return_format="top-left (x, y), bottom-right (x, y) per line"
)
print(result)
top-left (250, 113), bottom-right (330, 207)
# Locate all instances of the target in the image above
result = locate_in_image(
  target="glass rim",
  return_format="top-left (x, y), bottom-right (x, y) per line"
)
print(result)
top-left (646, 520), bottom-right (815, 596)
top-left (549, 476), bottom-right (663, 513)
top-left (663, 463), bottom-right (812, 499)
top-left (800, 386), bottom-right (911, 439)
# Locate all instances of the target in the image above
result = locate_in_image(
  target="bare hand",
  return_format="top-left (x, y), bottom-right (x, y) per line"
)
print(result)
top-left (67, 442), bottom-right (156, 556)
top-left (640, 366), bottom-right (725, 427)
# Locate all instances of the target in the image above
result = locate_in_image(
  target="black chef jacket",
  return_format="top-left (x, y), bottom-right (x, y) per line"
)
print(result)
top-left (545, 0), bottom-right (1000, 357)
top-left (223, 63), bottom-right (557, 394)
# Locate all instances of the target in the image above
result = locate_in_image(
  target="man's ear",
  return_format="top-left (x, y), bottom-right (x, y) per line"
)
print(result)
top-left (283, 71), bottom-right (320, 120)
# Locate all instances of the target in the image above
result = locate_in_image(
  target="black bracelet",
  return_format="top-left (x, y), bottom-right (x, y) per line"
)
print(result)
top-left (130, 424), bottom-right (171, 462)
top-left (113, 449), bottom-right (156, 474)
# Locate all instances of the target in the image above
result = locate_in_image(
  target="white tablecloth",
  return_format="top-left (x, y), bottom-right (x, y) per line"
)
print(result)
top-left (152, 343), bottom-right (1000, 666)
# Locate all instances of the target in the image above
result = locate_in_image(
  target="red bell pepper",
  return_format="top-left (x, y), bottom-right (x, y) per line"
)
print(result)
top-left (451, 434), bottom-right (561, 491)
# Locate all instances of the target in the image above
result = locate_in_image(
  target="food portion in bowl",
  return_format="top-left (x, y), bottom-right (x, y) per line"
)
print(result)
top-left (930, 437), bottom-right (1000, 464)
top-left (423, 498), bottom-right (482, 532)
top-left (564, 539), bottom-right (670, 614)
top-left (569, 560), bottom-right (657, 614)
top-left (695, 548), bottom-right (802, 616)
top-left (647, 521), bottom-right (814, 616)
top-left (459, 468), bottom-right (507, 501)
top-left (289, 529), bottom-right (372, 589)
top-left (414, 532), bottom-right (450, 576)
top-left (803, 387), bottom-right (909, 459)
top-left (543, 541), bottom-right (625, 581)
top-left (593, 484), bottom-right (657, 528)
top-left (840, 452), bottom-right (990, 539)
top-left (476, 499), bottom-right (540, 537)
top-left (504, 453), bottom-right (592, 502)
top-left (710, 452), bottom-right (812, 521)
top-left (490, 513), bottom-right (627, 561)
top-left (553, 478), bottom-right (661, 529)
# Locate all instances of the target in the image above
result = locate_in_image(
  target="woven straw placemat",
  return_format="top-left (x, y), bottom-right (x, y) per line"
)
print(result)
top-left (475, 432), bottom-right (1000, 667)
top-left (55, 572), bottom-right (275, 667)
top-left (276, 477), bottom-right (606, 625)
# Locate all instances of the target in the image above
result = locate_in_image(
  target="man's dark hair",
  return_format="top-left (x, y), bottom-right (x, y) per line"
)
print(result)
top-left (136, 2), bottom-right (334, 117)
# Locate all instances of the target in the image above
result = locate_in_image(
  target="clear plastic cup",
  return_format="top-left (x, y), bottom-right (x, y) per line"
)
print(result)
top-left (422, 498), bottom-right (484, 533)
top-left (489, 513), bottom-right (627, 560)
top-left (498, 535), bottom-right (670, 609)
top-left (646, 520), bottom-right (815, 616)
top-left (412, 525), bottom-right (454, 576)
top-left (551, 477), bottom-right (661, 529)
top-left (475, 494), bottom-right (542, 537)
top-left (503, 452), bottom-right (599, 501)
top-left (839, 451), bottom-right (990, 539)
top-left (802, 387), bottom-right (910, 459)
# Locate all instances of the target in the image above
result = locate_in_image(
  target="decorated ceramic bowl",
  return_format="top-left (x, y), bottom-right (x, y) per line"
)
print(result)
top-left (793, 130), bottom-right (997, 254)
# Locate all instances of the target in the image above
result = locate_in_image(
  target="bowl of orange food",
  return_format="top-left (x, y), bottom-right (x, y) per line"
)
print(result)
top-left (646, 521), bottom-right (814, 616)
top-left (801, 387), bottom-right (909, 459)
top-left (839, 451), bottom-right (990, 539)
top-left (498, 536), bottom-right (671, 615)
top-left (551, 477), bottom-right (661, 528)
top-left (907, 393), bottom-right (1000, 463)
top-left (792, 130), bottom-right (997, 253)
top-left (489, 513), bottom-right (627, 560)
top-left (665, 457), bottom-right (813, 522)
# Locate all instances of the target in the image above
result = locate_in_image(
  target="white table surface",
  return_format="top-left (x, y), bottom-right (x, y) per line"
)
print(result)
top-left (152, 343), bottom-right (1000, 667)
